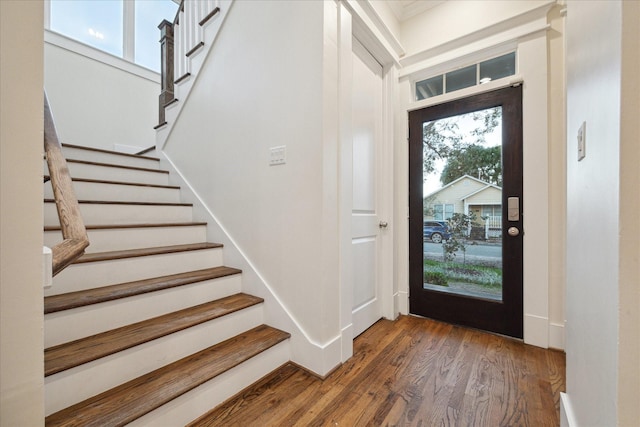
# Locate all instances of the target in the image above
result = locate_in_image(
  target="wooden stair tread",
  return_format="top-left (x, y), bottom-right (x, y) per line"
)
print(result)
top-left (45, 325), bottom-right (290, 427)
top-left (45, 266), bottom-right (241, 314)
top-left (44, 198), bottom-right (192, 207)
top-left (62, 143), bottom-right (160, 161)
top-left (72, 242), bottom-right (222, 264)
top-left (67, 158), bottom-right (169, 174)
top-left (45, 293), bottom-right (262, 376)
top-left (44, 221), bottom-right (207, 232)
top-left (44, 175), bottom-right (180, 189)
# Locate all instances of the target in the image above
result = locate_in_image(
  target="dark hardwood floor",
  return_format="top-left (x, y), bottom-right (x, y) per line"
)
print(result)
top-left (191, 315), bottom-right (565, 427)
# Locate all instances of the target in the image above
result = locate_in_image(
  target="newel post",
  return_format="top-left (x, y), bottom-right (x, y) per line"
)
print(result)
top-left (157, 19), bottom-right (174, 127)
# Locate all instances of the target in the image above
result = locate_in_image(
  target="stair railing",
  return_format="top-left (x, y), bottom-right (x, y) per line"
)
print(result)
top-left (44, 92), bottom-right (90, 276)
top-left (157, 0), bottom-right (220, 126)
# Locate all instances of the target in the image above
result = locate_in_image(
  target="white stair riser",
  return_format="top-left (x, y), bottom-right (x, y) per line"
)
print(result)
top-left (44, 225), bottom-right (207, 254)
top-left (47, 248), bottom-right (224, 295)
top-left (44, 203), bottom-right (192, 226)
top-left (45, 275), bottom-right (242, 347)
top-left (45, 305), bottom-right (264, 416)
top-left (61, 147), bottom-right (160, 170)
top-left (129, 340), bottom-right (290, 427)
top-left (44, 180), bottom-right (181, 203)
top-left (47, 161), bottom-right (170, 186)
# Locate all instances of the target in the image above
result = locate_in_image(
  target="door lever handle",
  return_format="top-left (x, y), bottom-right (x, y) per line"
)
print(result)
top-left (379, 221), bottom-right (388, 229)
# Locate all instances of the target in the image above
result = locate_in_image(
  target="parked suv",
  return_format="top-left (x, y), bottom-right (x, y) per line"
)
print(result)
top-left (423, 221), bottom-right (451, 243)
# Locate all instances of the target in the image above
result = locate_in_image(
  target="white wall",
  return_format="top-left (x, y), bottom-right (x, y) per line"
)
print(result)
top-left (162, 0), bottom-right (341, 372)
top-left (394, 0), bottom-right (564, 349)
top-left (400, 0), bottom-right (554, 56)
top-left (44, 32), bottom-right (160, 152)
top-left (0, 1), bottom-right (45, 425)
top-left (565, 0), bottom-right (640, 425)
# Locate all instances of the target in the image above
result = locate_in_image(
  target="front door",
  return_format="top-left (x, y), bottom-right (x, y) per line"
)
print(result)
top-left (408, 86), bottom-right (523, 338)
top-left (351, 38), bottom-right (384, 338)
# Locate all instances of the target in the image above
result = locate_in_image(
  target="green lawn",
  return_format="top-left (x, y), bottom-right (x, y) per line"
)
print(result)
top-left (424, 259), bottom-right (502, 288)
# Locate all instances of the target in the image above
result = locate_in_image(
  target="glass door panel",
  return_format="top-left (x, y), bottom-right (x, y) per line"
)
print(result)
top-left (422, 107), bottom-right (503, 301)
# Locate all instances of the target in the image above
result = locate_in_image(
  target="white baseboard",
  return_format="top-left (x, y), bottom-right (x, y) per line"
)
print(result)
top-left (524, 315), bottom-right (566, 350)
top-left (524, 313), bottom-right (549, 348)
top-left (549, 321), bottom-right (565, 350)
top-left (397, 290), bottom-right (409, 315)
top-left (560, 392), bottom-right (578, 427)
top-left (341, 323), bottom-right (354, 362)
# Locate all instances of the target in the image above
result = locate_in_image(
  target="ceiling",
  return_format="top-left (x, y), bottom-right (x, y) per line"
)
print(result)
top-left (386, 0), bottom-right (447, 21)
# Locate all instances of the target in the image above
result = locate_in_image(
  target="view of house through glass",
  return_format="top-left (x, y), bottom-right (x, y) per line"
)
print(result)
top-left (422, 106), bottom-right (503, 301)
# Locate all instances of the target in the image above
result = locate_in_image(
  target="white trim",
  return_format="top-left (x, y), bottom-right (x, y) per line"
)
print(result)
top-left (549, 321), bottom-right (565, 350)
top-left (123, 0), bottom-right (135, 62)
top-left (397, 290), bottom-right (408, 314)
top-left (341, 0), bottom-right (402, 67)
top-left (400, 2), bottom-right (554, 69)
top-left (43, 0), bottom-right (51, 29)
top-left (561, 393), bottom-right (578, 427)
top-left (344, 0), bottom-right (404, 58)
top-left (338, 2), bottom-right (355, 364)
top-left (524, 313), bottom-right (549, 348)
top-left (44, 30), bottom-right (160, 83)
top-left (341, 323), bottom-right (354, 362)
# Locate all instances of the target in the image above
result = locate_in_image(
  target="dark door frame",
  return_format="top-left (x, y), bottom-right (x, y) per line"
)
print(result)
top-left (408, 85), bottom-right (523, 338)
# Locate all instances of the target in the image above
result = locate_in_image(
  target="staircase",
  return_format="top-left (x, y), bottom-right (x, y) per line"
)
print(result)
top-left (43, 143), bottom-right (290, 426)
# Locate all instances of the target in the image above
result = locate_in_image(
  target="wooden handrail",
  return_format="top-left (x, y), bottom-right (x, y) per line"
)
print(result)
top-left (44, 92), bottom-right (90, 276)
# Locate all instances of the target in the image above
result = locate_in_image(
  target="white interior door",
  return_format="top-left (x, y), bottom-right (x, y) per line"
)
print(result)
top-left (351, 39), bottom-right (384, 338)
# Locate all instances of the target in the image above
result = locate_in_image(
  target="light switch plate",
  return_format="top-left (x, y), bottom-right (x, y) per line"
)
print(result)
top-left (577, 121), bottom-right (586, 161)
top-left (270, 146), bottom-right (286, 166)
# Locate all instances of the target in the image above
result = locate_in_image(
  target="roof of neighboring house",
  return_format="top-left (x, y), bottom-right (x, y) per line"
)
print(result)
top-left (424, 174), bottom-right (502, 202)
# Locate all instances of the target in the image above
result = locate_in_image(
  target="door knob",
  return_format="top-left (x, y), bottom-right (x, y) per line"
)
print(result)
top-left (507, 226), bottom-right (519, 237)
top-left (379, 221), bottom-right (388, 228)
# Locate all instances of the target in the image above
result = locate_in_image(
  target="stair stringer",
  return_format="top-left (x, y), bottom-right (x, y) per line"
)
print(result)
top-left (155, 0), bottom-right (235, 151)
top-left (158, 151), bottom-right (343, 377)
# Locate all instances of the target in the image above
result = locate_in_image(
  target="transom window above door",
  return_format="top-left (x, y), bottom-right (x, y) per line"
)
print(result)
top-left (415, 52), bottom-right (516, 101)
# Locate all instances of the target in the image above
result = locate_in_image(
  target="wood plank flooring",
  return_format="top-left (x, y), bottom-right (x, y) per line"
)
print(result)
top-left (191, 315), bottom-right (565, 427)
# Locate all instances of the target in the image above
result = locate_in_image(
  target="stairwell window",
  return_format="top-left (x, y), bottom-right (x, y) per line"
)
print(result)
top-left (47, 0), bottom-right (179, 73)
top-left (50, 0), bottom-right (123, 57)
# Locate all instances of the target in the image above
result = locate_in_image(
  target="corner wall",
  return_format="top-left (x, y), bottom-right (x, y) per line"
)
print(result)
top-left (564, 0), bottom-right (639, 424)
top-left (44, 33), bottom-right (160, 152)
top-left (0, 1), bottom-right (45, 425)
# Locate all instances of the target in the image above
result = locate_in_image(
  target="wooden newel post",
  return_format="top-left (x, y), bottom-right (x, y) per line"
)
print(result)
top-left (157, 19), bottom-right (174, 127)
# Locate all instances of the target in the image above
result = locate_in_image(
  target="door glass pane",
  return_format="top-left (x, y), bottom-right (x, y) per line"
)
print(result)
top-left (50, 0), bottom-right (123, 57)
top-left (135, 0), bottom-right (180, 71)
top-left (479, 52), bottom-right (516, 84)
top-left (422, 106), bottom-right (503, 301)
top-left (416, 75), bottom-right (443, 100)
top-left (445, 65), bottom-right (477, 92)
